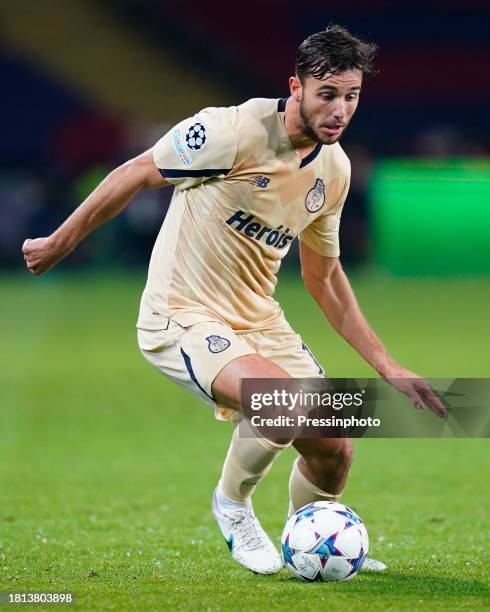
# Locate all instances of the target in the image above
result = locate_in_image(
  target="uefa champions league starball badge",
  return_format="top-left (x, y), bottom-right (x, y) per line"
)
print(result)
top-left (305, 178), bottom-right (326, 213)
top-left (186, 122), bottom-right (207, 151)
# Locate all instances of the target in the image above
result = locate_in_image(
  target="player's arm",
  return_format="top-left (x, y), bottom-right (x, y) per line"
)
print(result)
top-left (300, 243), bottom-right (446, 417)
top-left (22, 149), bottom-right (167, 276)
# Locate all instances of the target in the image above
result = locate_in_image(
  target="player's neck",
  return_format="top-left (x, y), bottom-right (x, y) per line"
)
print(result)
top-left (284, 97), bottom-right (318, 159)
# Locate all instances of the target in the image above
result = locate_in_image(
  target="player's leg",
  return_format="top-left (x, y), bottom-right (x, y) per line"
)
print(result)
top-left (214, 356), bottom-right (292, 506)
top-left (288, 438), bottom-right (386, 571)
top-left (211, 354), bottom-right (293, 574)
top-left (234, 327), bottom-right (348, 513)
top-left (251, 326), bottom-right (387, 571)
top-left (289, 437), bottom-right (353, 514)
top-left (138, 321), bottom-right (291, 574)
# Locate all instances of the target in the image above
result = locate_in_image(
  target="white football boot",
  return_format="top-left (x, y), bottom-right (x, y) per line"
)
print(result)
top-left (361, 557), bottom-right (387, 572)
top-left (212, 488), bottom-right (283, 575)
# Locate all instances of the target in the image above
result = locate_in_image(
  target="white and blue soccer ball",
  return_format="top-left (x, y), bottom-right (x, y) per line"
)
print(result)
top-left (281, 501), bottom-right (369, 582)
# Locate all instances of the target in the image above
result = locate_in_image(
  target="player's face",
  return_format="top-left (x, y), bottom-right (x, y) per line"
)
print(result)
top-left (297, 69), bottom-right (362, 145)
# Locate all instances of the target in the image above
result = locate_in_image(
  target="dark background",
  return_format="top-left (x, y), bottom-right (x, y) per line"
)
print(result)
top-left (1, 0), bottom-right (489, 269)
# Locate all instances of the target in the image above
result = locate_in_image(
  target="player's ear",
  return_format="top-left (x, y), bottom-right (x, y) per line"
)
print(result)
top-left (289, 76), bottom-right (303, 102)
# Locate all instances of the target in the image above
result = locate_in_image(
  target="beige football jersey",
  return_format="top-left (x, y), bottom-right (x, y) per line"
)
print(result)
top-left (137, 97), bottom-right (350, 332)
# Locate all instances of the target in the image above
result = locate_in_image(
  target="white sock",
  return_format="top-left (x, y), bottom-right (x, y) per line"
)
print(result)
top-left (216, 485), bottom-right (250, 510)
top-left (288, 457), bottom-right (342, 517)
top-left (218, 424), bottom-right (290, 501)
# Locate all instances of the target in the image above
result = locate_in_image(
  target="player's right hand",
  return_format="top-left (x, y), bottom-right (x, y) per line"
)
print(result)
top-left (22, 237), bottom-right (65, 276)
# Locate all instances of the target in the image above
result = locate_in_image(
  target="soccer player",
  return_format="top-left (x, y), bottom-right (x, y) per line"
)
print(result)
top-left (22, 25), bottom-right (445, 575)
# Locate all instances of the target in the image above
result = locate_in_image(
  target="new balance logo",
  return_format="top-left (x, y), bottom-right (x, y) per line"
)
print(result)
top-left (250, 175), bottom-right (270, 188)
top-left (225, 210), bottom-right (293, 250)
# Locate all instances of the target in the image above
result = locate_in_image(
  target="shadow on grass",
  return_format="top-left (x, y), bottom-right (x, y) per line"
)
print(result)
top-left (276, 571), bottom-right (489, 599)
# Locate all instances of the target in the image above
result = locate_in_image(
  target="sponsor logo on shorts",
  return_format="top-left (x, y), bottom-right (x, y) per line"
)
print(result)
top-left (206, 335), bottom-right (231, 353)
top-left (171, 128), bottom-right (193, 166)
top-left (225, 210), bottom-right (294, 250)
top-left (305, 178), bottom-right (325, 213)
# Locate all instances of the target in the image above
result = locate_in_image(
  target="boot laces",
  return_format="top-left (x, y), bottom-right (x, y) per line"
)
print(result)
top-left (229, 508), bottom-right (264, 551)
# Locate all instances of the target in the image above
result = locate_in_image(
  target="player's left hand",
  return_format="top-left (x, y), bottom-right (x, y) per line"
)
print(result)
top-left (380, 364), bottom-right (447, 419)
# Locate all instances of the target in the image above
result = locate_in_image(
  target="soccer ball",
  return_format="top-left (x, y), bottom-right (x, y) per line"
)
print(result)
top-left (281, 501), bottom-right (369, 582)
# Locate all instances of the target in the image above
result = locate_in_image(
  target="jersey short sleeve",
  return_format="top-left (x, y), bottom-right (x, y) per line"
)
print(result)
top-left (152, 106), bottom-right (238, 190)
top-left (299, 174), bottom-right (350, 258)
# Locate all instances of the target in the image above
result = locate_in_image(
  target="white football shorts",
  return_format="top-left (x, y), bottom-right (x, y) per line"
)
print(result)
top-left (137, 318), bottom-right (325, 420)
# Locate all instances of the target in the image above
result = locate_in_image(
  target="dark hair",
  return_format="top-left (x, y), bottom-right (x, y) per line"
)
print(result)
top-left (295, 24), bottom-right (377, 81)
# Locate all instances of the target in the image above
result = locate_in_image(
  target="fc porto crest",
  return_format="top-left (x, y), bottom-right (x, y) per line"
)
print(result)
top-left (206, 335), bottom-right (230, 353)
top-left (305, 178), bottom-right (325, 213)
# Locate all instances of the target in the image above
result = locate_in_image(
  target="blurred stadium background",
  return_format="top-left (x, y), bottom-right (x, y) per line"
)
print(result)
top-left (1, 0), bottom-right (489, 272)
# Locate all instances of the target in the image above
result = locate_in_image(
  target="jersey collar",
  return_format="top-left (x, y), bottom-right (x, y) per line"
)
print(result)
top-left (277, 97), bottom-right (288, 112)
top-left (277, 97), bottom-right (323, 169)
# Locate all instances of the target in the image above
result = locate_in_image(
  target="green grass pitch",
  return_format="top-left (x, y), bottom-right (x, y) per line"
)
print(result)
top-left (1, 271), bottom-right (489, 610)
